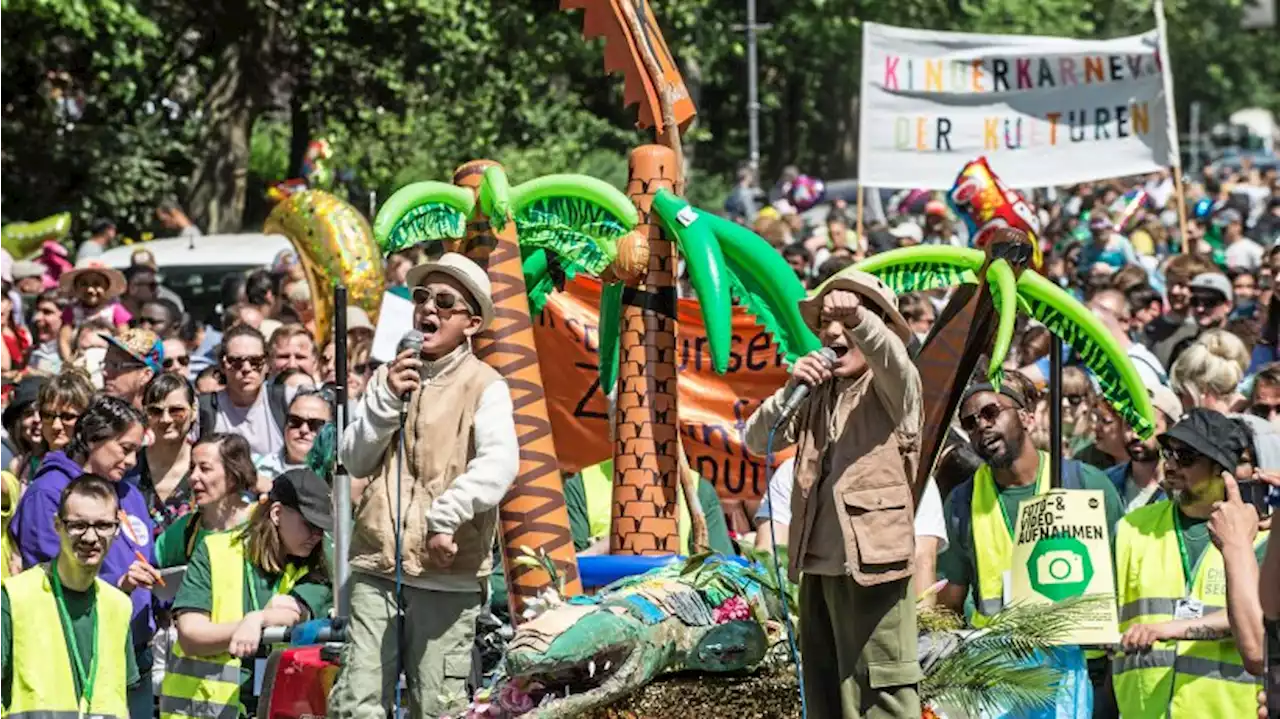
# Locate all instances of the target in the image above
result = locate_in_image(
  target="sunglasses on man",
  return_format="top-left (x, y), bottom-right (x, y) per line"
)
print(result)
top-left (224, 354), bottom-right (266, 371)
top-left (959, 403), bottom-right (1016, 434)
top-left (412, 288), bottom-right (474, 315)
top-left (1160, 445), bottom-right (1204, 467)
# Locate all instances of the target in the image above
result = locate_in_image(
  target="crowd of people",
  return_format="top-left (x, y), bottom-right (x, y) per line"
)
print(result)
top-left (0, 159), bottom-right (1277, 719)
top-left (734, 160), bottom-right (1280, 719)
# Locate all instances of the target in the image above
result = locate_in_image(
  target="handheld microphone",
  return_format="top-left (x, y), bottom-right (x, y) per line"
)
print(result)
top-left (773, 346), bottom-right (839, 429)
top-left (396, 330), bottom-right (425, 403)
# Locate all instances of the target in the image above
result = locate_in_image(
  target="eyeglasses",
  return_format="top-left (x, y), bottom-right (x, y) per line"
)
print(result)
top-left (1064, 394), bottom-right (1088, 407)
top-left (1250, 402), bottom-right (1280, 419)
top-left (1161, 445), bottom-right (1204, 467)
top-left (286, 414), bottom-right (327, 433)
top-left (224, 354), bottom-right (266, 371)
top-left (959, 403), bottom-right (1015, 433)
top-left (60, 519), bottom-right (120, 537)
top-left (146, 404), bottom-right (190, 422)
top-left (40, 410), bottom-right (80, 425)
top-left (163, 355), bottom-right (191, 369)
top-left (412, 288), bottom-right (473, 315)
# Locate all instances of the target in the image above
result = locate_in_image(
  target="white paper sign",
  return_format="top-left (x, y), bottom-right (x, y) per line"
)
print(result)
top-left (371, 288), bottom-right (415, 363)
top-left (858, 23), bottom-right (1176, 189)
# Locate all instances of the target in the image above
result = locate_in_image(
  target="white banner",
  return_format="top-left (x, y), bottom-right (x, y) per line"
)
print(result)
top-left (858, 23), bottom-right (1177, 189)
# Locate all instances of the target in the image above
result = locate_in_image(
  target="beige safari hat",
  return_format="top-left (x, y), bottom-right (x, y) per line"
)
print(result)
top-left (404, 253), bottom-right (495, 332)
top-left (799, 267), bottom-right (911, 341)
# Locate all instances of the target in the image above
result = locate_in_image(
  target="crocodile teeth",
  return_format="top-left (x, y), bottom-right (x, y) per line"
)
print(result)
top-left (604, 660), bottom-right (612, 672)
top-left (588, 660), bottom-right (596, 678)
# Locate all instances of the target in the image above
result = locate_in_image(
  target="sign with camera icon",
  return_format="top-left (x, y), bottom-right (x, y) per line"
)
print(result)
top-left (1011, 489), bottom-right (1120, 645)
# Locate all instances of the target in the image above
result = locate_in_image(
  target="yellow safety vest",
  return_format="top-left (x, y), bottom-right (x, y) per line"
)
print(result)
top-left (159, 532), bottom-right (308, 719)
top-left (1, 471), bottom-right (18, 581)
top-left (4, 564), bottom-right (132, 719)
top-left (970, 451), bottom-right (1051, 627)
top-left (1113, 500), bottom-right (1266, 718)
top-left (581, 460), bottom-right (693, 553)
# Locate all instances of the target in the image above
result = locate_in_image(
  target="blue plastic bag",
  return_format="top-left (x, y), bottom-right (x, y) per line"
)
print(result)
top-left (982, 645), bottom-right (1093, 719)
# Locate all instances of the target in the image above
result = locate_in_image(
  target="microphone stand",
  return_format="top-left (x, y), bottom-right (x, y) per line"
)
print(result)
top-left (333, 285), bottom-right (352, 617)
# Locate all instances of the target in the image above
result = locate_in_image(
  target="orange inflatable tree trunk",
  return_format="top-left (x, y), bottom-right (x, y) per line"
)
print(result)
top-left (454, 160), bottom-right (583, 617)
top-left (609, 145), bottom-right (683, 554)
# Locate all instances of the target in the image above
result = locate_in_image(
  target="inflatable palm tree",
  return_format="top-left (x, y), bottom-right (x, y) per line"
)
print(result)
top-left (374, 166), bottom-right (636, 618)
top-left (851, 228), bottom-right (1155, 494)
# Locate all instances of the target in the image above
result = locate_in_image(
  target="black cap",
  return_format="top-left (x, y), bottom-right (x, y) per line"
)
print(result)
top-left (3, 375), bottom-right (45, 428)
top-left (1158, 408), bottom-right (1249, 473)
top-left (270, 469), bottom-right (333, 532)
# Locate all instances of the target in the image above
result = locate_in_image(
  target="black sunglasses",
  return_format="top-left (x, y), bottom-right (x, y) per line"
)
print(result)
top-left (959, 403), bottom-right (1014, 433)
top-left (1160, 445), bottom-right (1204, 467)
top-left (163, 355), bottom-right (191, 369)
top-left (1189, 293), bottom-right (1226, 309)
top-left (286, 414), bottom-right (327, 433)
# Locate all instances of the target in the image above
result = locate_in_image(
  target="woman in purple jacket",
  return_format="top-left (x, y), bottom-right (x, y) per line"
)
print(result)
top-left (10, 395), bottom-right (157, 719)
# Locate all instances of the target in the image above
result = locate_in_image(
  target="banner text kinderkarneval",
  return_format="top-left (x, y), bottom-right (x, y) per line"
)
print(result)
top-left (859, 23), bottom-right (1176, 189)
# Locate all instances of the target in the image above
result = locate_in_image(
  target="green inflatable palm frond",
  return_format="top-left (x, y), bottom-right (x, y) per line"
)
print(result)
top-left (521, 248), bottom-right (557, 317)
top-left (510, 174), bottom-right (636, 280)
top-left (1017, 272), bottom-right (1156, 438)
top-left (372, 181), bottom-right (474, 256)
top-left (722, 260), bottom-right (808, 366)
top-left (381, 204), bottom-right (466, 254)
top-left (855, 246), bottom-right (984, 295)
top-left (513, 195), bottom-right (623, 277)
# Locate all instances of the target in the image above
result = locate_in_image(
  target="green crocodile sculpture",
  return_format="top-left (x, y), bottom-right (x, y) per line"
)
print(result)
top-left (499, 555), bottom-right (780, 718)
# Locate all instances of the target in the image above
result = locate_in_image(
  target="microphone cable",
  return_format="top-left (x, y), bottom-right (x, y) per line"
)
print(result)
top-left (765, 420), bottom-right (808, 719)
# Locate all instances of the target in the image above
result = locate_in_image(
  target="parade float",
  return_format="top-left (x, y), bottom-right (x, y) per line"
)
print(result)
top-left (249, 1), bottom-right (1162, 716)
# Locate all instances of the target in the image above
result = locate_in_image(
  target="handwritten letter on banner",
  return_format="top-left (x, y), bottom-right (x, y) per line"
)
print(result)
top-left (859, 23), bottom-right (1177, 189)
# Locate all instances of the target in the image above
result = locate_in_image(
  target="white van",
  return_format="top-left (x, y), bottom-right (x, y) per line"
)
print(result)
top-left (99, 233), bottom-right (292, 322)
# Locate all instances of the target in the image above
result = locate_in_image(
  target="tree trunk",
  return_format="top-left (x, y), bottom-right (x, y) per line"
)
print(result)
top-left (454, 160), bottom-right (583, 619)
top-left (186, 42), bottom-right (254, 233)
top-left (610, 145), bottom-right (682, 555)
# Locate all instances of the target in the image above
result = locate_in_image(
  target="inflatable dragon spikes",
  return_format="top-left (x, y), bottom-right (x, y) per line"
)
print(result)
top-left (855, 233), bottom-right (1156, 439)
top-left (590, 191), bottom-right (821, 393)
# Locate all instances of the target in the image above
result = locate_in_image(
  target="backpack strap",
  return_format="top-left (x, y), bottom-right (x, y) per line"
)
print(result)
top-left (949, 479), bottom-right (976, 561)
top-left (196, 392), bottom-right (217, 441)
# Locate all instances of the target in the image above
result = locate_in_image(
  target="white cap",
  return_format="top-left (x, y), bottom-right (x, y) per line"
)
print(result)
top-left (889, 221), bottom-right (923, 243)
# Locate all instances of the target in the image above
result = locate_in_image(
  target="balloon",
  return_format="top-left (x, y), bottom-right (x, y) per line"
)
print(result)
top-left (785, 174), bottom-right (826, 212)
top-left (947, 157), bottom-right (1042, 268)
top-left (2, 213), bottom-right (72, 259)
top-left (263, 191), bottom-right (384, 346)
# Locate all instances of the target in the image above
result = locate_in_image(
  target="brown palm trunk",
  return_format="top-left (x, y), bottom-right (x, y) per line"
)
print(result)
top-left (610, 145), bottom-right (683, 554)
top-left (454, 160), bottom-right (582, 619)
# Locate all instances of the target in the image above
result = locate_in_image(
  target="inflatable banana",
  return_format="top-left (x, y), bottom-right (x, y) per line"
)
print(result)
top-left (263, 191), bottom-right (384, 346)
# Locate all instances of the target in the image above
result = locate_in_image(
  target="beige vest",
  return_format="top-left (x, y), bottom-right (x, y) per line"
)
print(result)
top-left (789, 372), bottom-right (920, 585)
top-left (349, 350), bottom-right (503, 579)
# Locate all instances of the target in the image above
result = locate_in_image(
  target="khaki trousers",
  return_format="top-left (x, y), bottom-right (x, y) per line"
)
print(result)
top-left (328, 572), bottom-right (481, 719)
top-left (799, 574), bottom-right (922, 719)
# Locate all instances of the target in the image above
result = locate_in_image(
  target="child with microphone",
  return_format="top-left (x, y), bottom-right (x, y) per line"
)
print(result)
top-left (743, 267), bottom-right (923, 719)
top-left (330, 253), bottom-right (518, 718)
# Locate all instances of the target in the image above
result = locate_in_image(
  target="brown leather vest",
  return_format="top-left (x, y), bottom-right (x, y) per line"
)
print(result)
top-left (789, 371), bottom-right (921, 586)
top-left (349, 353), bottom-right (502, 579)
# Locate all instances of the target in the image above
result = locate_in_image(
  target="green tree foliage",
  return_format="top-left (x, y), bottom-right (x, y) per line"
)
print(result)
top-left (3, 0), bottom-right (1277, 238)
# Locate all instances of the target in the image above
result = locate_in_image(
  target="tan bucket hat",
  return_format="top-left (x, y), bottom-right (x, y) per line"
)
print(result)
top-left (404, 253), bottom-right (495, 332)
top-left (59, 259), bottom-right (127, 299)
top-left (799, 267), bottom-right (911, 341)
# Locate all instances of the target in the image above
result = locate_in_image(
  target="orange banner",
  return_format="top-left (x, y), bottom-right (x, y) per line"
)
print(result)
top-left (534, 276), bottom-right (792, 501)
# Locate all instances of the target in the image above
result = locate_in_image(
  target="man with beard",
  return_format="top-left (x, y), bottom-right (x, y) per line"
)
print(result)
top-left (1113, 408), bottom-right (1267, 718)
top-left (744, 268), bottom-right (922, 719)
top-left (938, 375), bottom-right (1124, 716)
top-left (1106, 386), bottom-right (1183, 512)
top-left (2, 474), bottom-right (140, 715)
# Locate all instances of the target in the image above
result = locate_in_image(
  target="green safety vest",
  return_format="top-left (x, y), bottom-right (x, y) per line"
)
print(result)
top-left (970, 451), bottom-right (1053, 627)
top-left (581, 460), bottom-right (693, 553)
top-left (159, 532), bottom-right (307, 719)
top-left (5, 564), bottom-right (132, 719)
top-left (1113, 500), bottom-right (1266, 718)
